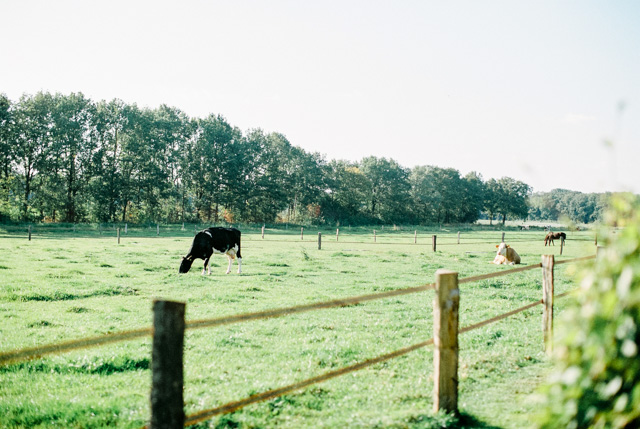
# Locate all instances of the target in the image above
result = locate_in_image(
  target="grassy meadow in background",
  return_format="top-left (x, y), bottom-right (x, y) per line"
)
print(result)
top-left (0, 224), bottom-right (597, 428)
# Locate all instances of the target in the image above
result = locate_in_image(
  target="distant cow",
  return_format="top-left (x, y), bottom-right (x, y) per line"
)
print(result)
top-left (492, 242), bottom-right (521, 265)
top-left (179, 227), bottom-right (242, 275)
top-left (544, 232), bottom-right (566, 246)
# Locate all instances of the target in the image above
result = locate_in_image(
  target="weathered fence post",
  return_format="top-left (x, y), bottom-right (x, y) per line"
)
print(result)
top-left (157, 224), bottom-right (160, 236)
top-left (28, 225), bottom-right (32, 241)
top-left (374, 230), bottom-right (376, 243)
top-left (261, 225), bottom-right (265, 239)
top-left (301, 227), bottom-right (304, 240)
top-left (541, 255), bottom-right (554, 355)
top-left (336, 228), bottom-right (339, 241)
top-left (150, 300), bottom-right (186, 429)
top-left (457, 232), bottom-right (460, 245)
top-left (125, 223), bottom-right (128, 234)
top-left (432, 235), bottom-right (437, 252)
top-left (117, 228), bottom-right (121, 245)
top-left (414, 230), bottom-right (417, 244)
top-left (560, 237), bottom-right (565, 255)
top-left (318, 232), bottom-right (322, 250)
top-left (433, 269), bottom-right (459, 414)
top-left (501, 232), bottom-right (505, 243)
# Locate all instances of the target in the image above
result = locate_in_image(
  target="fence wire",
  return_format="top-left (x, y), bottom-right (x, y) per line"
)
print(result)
top-left (0, 255), bottom-right (594, 366)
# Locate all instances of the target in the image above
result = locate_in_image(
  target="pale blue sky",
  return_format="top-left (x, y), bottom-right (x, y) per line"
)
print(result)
top-left (1, 0), bottom-right (639, 194)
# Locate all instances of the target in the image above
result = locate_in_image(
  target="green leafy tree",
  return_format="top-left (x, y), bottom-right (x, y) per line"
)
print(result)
top-left (360, 156), bottom-right (411, 223)
top-left (0, 94), bottom-right (14, 219)
top-left (12, 92), bottom-right (55, 220)
top-left (321, 160), bottom-right (370, 225)
top-left (46, 92), bottom-right (96, 222)
top-left (538, 193), bottom-right (640, 428)
top-left (460, 171), bottom-right (485, 223)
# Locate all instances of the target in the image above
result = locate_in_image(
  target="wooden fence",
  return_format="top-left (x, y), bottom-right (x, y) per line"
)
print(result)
top-left (0, 254), bottom-right (596, 428)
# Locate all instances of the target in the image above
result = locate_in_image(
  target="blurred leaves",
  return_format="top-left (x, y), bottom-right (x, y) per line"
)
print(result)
top-left (538, 193), bottom-right (640, 428)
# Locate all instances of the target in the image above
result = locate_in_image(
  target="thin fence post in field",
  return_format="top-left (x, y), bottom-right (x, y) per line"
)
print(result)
top-left (374, 230), bottom-right (376, 243)
top-left (28, 225), bottom-right (31, 241)
top-left (542, 255), bottom-right (555, 355)
top-left (433, 269), bottom-right (459, 414)
top-left (117, 228), bottom-right (121, 245)
top-left (414, 230), bottom-right (417, 244)
top-left (560, 237), bottom-right (565, 255)
top-left (125, 223), bottom-right (127, 234)
top-left (181, 222), bottom-right (185, 231)
top-left (457, 232), bottom-right (460, 244)
top-left (301, 227), bottom-right (304, 240)
top-left (336, 228), bottom-right (339, 241)
top-left (318, 232), bottom-right (322, 250)
top-left (262, 225), bottom-right (265, 239)
top-left (157, 224), bottom-right (160, 236)
top-left (501, 232), bottom-right (505, 243)
top-left (150, 300), bottom-right (186, 429)
top-left (432, 235), bottom-right (437, 252)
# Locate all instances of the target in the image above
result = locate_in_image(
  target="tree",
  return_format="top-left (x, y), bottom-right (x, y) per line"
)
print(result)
top-left (321, 160), bottom-right (370, 225)
top-left (495, 177), bottom-right (531, 225)
top-left (45, 92), bottom-right (96, 222)
top-left (360, 156), bottom-right (411, 223)
top-left (460, 171), bottom-right (485, 223)
top-left (12, 92), bottom-right (55, 220)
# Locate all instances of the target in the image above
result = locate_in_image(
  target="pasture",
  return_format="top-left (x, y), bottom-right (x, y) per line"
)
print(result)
top-left (0, 224), bottom-right (596, 428)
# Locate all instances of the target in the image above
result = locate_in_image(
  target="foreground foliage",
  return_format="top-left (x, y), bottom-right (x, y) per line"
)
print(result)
top-left (538, 195), bottom-right (640, 428)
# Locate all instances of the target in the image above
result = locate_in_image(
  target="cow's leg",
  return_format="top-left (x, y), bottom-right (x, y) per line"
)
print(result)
top-left (225, 254), bottom-right (233, 274)
top-left (203, 256), bottom-right (211, 275)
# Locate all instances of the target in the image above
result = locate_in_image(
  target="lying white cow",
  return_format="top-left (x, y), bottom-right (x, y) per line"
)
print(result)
top-left (492, 242), bottom-right (521, 265)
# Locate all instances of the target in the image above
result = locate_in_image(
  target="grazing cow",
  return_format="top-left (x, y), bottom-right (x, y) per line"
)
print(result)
top-left (492, 242), bottom-right (521, 265)
top-left (544, 232), bottom-right (566, 246)
top-left (179, 227), bottom-right (242, 275)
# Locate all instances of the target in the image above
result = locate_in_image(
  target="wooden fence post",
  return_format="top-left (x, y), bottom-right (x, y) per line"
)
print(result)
top-left (501, 232), bottom-right (505, 243)
top-left (560, 237), bottom-right (565, 255)
top-left (157, 224), bottom-right (160, 236)
top-left (414, 230), bottom-right (417, 244)
top-left (28, 225), bottom-right (31, 241)
top-left (433, 269), bottom-right (459, 414)
top-left (541, 255), bottom-right (554, 355)
top-left (432, 235), bottom-right (437, 252)
top-left (457, 232), bottom-right (460, 245)
top-left (262, 225), bottom-right (265, 239)
top-left (150, 300), bottom-right (186, 429)
top-left (125, 223), bottom-right (128, 234)
top-left (117, 228), bottom-right (121, 245)
top-left (374, 230), bottom-right (376, 242)
top-left (301, 227), bottom-right (304, 240)
top-left (318, 232), bottom-right (322, 250)
top-left (336, 228), bottom-right (339, 241)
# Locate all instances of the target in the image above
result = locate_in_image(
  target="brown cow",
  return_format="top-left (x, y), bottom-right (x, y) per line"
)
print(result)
top-left (544, 232), bottom-right (566, 246)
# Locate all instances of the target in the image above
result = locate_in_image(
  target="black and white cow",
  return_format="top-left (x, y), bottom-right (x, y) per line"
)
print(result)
top-left (179, 227), bottom-right (242, 275)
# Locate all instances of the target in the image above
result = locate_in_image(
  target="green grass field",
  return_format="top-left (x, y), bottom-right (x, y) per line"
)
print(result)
top-left (0, 224), bottom-right (597, 428)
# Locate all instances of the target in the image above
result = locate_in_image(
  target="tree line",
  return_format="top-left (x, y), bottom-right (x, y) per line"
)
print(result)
top-left (0, 91), bottom-right (608, 226)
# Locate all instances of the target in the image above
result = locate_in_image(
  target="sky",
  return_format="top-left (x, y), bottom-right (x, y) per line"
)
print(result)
top-left (1, 0), bottom-right (639, 194)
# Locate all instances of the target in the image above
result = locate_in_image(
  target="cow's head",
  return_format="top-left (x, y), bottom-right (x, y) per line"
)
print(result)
top-left (179, 256), bottom-right (194, 273)
top-left (496, 242), bottom-right (509, 256)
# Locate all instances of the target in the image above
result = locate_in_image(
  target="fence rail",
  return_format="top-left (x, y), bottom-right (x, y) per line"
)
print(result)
top-left (0, 254), bottom-right (596, 428)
